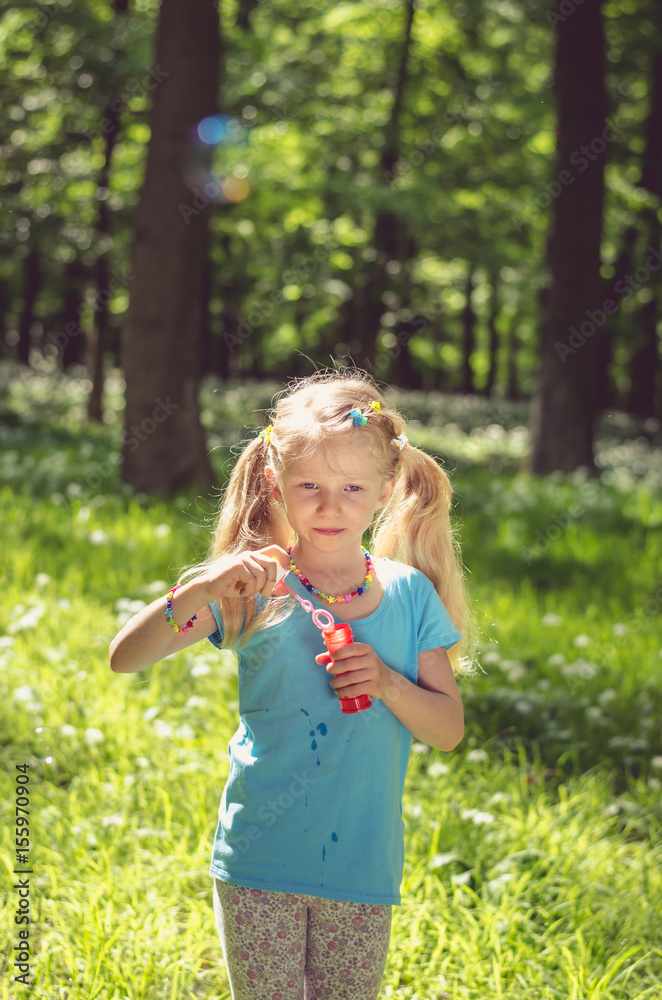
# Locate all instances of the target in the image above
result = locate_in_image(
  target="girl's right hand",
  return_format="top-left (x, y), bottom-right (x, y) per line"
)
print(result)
top-left (203, 545), bottom-right (290, 601)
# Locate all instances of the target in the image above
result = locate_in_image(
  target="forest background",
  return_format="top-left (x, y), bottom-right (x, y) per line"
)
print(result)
top-left (1, 0), bottom-right (662, 998)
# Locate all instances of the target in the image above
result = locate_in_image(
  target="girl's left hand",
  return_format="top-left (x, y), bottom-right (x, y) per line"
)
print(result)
top-left (314, 641), bottom-right (395, 702)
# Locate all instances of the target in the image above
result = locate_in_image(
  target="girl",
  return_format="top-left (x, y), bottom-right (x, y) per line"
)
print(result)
top-left (110, 370), bottom-right (474, 1000)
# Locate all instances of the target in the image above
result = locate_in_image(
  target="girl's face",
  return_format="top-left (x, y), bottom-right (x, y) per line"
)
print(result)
top-left (269, 438), bottom-right (395, 555)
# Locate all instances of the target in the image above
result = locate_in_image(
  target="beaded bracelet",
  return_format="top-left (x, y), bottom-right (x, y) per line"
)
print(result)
top-left (164, 584), bottom-right (198, 634)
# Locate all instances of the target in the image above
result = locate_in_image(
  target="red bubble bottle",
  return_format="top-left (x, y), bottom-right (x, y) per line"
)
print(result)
top-left (322, 624), bottom-right (372, 714)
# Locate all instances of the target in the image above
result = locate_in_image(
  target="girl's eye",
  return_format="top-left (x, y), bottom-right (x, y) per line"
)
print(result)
top-left (345, 485), bottom-right (361, 493)
top-left (300, 483), bottom-right (317, 490)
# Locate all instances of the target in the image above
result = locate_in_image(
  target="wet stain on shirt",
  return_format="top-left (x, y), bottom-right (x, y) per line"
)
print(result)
top-left (331, 831), bottom-right (338, 842)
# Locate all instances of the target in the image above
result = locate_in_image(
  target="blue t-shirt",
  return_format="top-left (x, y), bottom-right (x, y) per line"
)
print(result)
top-left (206, 556), bottom-right (462, 905)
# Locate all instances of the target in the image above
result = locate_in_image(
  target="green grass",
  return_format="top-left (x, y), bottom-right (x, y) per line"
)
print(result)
top-left (1, 362), bottom-right (661, 998)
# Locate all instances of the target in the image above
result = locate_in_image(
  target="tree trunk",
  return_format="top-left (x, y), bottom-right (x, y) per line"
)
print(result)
top-left (629, 27), bottom-right (662, 418)
top-left (594, 226), bottom-right (637, 411)
top-left (50, 259), bottom-right (87, 369)
top-left (87, 0), bottom-right (129, 421)
top-left (506, 319), bottom-right (520, 401)
top-left (530, 0), bottom-right (606, 475)
top-left (628, 212), bottom-right (660, 417)
top-left (120, 0), bottom-right (220, 493)
top-left (460, 266), bottom-right (476, 393)
top-left (484, 273), bottom-right (499, 396)
top-left (17, 247), bottom-right (40, 366)
top-left (355, 0), bottom-right (416, 366)
top-left (0, 279), bottom-right (8, 359)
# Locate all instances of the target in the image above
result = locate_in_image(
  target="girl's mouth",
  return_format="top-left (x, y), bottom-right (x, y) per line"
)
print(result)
top-left (313, 528), bottom-right (344, 535)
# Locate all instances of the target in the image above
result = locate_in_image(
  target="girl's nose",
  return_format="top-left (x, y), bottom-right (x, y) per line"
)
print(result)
top-left (316, 492), bottom-right (342, 516)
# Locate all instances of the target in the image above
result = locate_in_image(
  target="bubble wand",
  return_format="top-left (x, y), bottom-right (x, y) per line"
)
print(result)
top-left (271, 560), bottom-right (372, 714)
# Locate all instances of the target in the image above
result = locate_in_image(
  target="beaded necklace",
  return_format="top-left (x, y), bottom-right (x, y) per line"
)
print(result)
top-left (287, 546), bottom-right (374, 605)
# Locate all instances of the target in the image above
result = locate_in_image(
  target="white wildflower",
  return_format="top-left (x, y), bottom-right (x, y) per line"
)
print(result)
top-left (547, 653), bottom-right (566, 667)
top-left (562, 659), bottom-right (599, 680)
top-left (84, 728), bottom-right (104, 746)
top-left (154, 524), bottom-right (171, 538)
top-left (541, 613), bottom-right (562, 627)
top-left (411, 742), bottom-right (430, 754)
top-left (430, 852), bottom-right (461, 868)
top-left (191, 663), bottom-right (211, 678)
top-left (143, 706), bottom-right (159, 721)
top-left (466, 748), bottom-right (488, 763)
top-left (427, 762), bottom-right (450, 777)
top-left (501, 659), bottom-right (526, 681)
top-left (598, 689), bottom-right (617, 707)
top-left (186, 696), bottom-right (207, 710)
top-left (154, 720), bottom-right (173, 738)
top-left (101, 814), bottom-right (124, 828)
top-left (651, 756), bottom-right (662, 771)
top-left (462, 809), bottom-right (495, 825)
top-left (7, 604), bottom-right (46, 634)
top-left (34, 573), bottom-right (51, 588)
top-left (60, 724), bottom-right (76, 737)
top-left (481, 650), bottom-right (501, 666)
top-left (612, 622), bottom-right (629, 637)
top-left (572, 634), bottom-right (591, 648)
top-left (14, 685), bottom-right (39, 703)
top-left (89, 529), bottom-right (109, 545)
top-left (176, 724), bottom-right (195, 740)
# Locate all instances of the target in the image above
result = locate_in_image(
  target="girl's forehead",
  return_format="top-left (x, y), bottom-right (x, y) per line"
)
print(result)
top-left (284, 439), bottom-right (382, 480)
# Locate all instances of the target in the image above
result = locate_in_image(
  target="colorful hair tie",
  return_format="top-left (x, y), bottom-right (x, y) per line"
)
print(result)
top-left (258, 425), bottom-right (273, 444)
top-left (392, 434), bottom-right (409, 451)
top-left (164, 585), bottom-right (198, 634)
top-left (368, 400), bottom-right (381, 411)
top-left (350, 408), bottom-right (368, 426)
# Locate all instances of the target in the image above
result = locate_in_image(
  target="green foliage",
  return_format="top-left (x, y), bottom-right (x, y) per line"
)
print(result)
top-left (1, 1), bottom-right (660, 396)
top-left (1, 368), bottom-right (661, 996)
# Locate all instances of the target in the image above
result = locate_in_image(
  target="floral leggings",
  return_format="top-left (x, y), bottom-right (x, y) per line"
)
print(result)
top-left (212, 879), bottom-right (392, 1000)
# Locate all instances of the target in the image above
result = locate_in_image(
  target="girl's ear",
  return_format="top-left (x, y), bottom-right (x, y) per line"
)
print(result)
top-left (265, 465), bottom-right (281, 499)
top-left (378, 475), bottom-right (397, 506)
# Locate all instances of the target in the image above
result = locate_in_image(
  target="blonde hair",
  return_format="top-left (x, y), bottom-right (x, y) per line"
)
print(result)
top-left (188, 369), bottom-right (476, 671)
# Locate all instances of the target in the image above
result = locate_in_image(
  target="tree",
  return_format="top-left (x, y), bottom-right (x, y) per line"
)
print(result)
top-left (530, 0), bottom-right (607, 474)
top-left (120, 0), bottom-right (220, 492)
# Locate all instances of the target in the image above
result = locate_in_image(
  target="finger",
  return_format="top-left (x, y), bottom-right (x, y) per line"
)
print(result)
top-left (315, 653), bottom-right (332, 666)
top-left (233, 556), bottom-right (268, 596)
top-left (258, 544), bottom-right (291, 573)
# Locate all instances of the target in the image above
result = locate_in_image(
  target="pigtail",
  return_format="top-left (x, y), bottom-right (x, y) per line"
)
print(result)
top-left (182, 436), bottom-right (292, 648)
top-left (371, 445), bottom-right (476, 672)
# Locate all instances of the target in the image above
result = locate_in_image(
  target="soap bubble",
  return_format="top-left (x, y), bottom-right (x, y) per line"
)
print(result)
top-left (184, 114), bottom-right (251, 205)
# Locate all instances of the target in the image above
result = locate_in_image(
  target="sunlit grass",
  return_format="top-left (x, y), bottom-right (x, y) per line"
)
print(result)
top-left (1, 364), bottom-right (661, 998)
